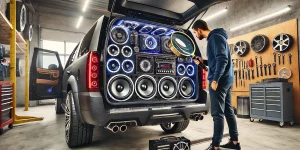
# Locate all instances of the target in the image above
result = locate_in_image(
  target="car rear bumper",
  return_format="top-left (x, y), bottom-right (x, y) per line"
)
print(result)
top-left (78, 92), bottom-right (208, 127)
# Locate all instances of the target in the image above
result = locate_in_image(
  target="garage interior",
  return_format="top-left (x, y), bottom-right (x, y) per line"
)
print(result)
top-left (0, 0), bottom-right (300, 150)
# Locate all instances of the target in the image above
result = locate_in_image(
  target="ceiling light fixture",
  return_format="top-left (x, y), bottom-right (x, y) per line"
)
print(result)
top-left (76, 16), bottom-right (83, 28)
top-left (230, 5), bottom-right (291, 31)
top-left (82, 0), bottom-right (90, 12)
top-left (203, 8), bottom-right (228, 21)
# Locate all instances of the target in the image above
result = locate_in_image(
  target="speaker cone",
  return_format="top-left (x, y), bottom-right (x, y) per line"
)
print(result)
top-left (122, 59), bottom-right (134, 73)
top-left (107, 74), bottom-right (134, 102)
top-left (107, 44), bottom-right (120, 56)
top-left (107, 58), bottom-right (120, 73)
top-left (139, 59), bottom-right (152, 72)
top-left (121, 46), bottom-right (133, 57)
top-left (161, 36), bottom-right (172, 53)
top-left (179, 77), bottom-right (195, 99)
top-left (135, 75), bottom-right (157, 100)
top-left (186, 65), bottom-right (195, 76)
top-left (158, 76), bottom-right (178, 100)
top-left (177, 64), bottom-right (186, 76)
top-left (110, 26), bottom-right (129, 45)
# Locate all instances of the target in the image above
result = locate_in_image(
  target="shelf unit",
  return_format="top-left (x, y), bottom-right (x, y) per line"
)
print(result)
top-left (0, 10), bottom-right (26, 53)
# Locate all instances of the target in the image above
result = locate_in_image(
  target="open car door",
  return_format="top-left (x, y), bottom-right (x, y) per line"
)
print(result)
top-left (29, 48), bottom-right (63, 100)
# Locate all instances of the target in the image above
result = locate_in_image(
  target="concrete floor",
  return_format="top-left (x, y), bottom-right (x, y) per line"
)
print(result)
top-left (0, 105), bottom-right (300, 150)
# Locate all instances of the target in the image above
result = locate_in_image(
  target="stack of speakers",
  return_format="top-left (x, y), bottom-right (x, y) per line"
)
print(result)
top-left (106, 24), bottom-right (198, 104)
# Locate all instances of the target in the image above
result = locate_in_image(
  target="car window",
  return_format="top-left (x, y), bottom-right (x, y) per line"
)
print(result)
top-left (36, 51), bottom-right (60, 70)
top-left (78, 24), bottom-right (96, 58)
top-left (65, 43), bottom-right (79, 68)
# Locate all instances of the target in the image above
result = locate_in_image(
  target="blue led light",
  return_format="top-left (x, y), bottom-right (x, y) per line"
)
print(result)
top-left (107, 58), bottom-right (121, 73)
top-left (47, 87), bottom-right (53, 93)
top-left (139, 26), bottom-right (153, 33)
top-left (123, 21), bottom-right (140, 29)
top-left (186, 65), bottom-right (195, 76)
top-left (122, 59), bottom-right (134, 74)
top-left (152, 28), bottom-right (167, 35)
top-left (177, 64), bottom-right (186, 76)
top-left (145, 36), bottom-right (158, 50)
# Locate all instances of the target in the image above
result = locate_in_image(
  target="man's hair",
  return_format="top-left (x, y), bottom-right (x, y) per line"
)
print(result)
top-left (192, 20), bottom-right (209, 30)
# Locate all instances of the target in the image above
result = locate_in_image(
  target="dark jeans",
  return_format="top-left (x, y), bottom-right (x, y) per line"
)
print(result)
top-left (209, 81), bottom-right (239, 146)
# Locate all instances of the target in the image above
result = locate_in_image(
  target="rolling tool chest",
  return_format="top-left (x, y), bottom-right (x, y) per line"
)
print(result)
top-left (249, 81), bottom-right (294, 127)
top-left (0, 82), bottom-right (13, 134)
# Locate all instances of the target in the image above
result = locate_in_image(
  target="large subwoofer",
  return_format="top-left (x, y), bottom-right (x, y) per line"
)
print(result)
top-left (135, 75), bottom-right (157, 100)
top-left (178, 77), bottom-right (195, 99)
top-left (107, 74), bottom-right (134, 102)
top-left (158, 76), bottom-right (178, 100)
top-left (110, 26), bottom-right (129, 45)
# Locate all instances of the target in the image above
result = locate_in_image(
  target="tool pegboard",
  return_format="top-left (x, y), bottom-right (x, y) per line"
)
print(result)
top-left (228, 19), bottom-right (300, 122)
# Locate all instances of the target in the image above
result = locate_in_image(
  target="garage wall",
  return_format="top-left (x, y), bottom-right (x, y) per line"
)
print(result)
top-left (195, 0), bottom-right (300, 60)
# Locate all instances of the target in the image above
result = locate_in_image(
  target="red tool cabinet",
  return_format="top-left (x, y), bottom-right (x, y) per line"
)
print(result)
top-left (0, 82), bottom-right (13, 134)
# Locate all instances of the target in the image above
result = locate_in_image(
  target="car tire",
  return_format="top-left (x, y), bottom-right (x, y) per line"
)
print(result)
top-left (6, 2), bottom-right (27, 32)
top-left (65, 91), bottom-right (93, 148)
top-left (160, 120), bottom-right (190, 134)
top-left (55, 98), bottom-right (64, 114)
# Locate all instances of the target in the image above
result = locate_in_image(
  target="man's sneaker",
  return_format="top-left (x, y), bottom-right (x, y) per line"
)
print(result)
top-left (220, 140), bottom-right (241, 150)
top-left (206, 144), bottom-right (221, 150)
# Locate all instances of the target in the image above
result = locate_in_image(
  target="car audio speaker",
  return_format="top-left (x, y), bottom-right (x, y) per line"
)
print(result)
top-left (139, 34), bottom-right (160, 51)
top-left (121, 46), bottom-right (133, 57)
top-left (136, 54), bottom-right (154, 74)
top-left (107, 44), bottom-right (120, 56)
top-left (158, 76), bottom-right (178, 100)
top-left (161, 36), bottom-right (172, 54)
top-left (178, 77), bottom-right (195, 99)
top-left (110, 26), bottom-right (129, 45)
top-left (135, 75), bottom-right (157, 100)
top-left (107, 74), bottom-right (134, 102)
top-left (186, 65), bottom-right (195, 76)
top-left (122, 59), bottom-right (134, 74)
top-left (177, 64), bottom-right (186, 76)
top-left (107, 58), bottom-right (121, 73)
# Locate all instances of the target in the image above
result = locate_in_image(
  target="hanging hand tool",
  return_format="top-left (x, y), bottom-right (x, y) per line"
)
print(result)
top-left (236, 59), bottom-right (239, 68)
top-left (249, 58), bottom-right (254, 68)
top-left (273, 63), bottom-right (276, 75)
top-left (242, 69), bottom-right (245, 79)
top-left (232, 59), bottom-right (235, 67)
top-left (234, 70), bottom-right (237, 87)
top-left (282, 54), bottom-right (285, 64)
top-left (260, 56), bottom-right (263, 66)
top-left (260, 65), bottom-right (263, 76)
top-left (251, 69), bottom-right (254, 79)
top-left (278, 54), bottom-right (281, 65)
top-left (288, 54), bottom-right (292, 64)
top-left (239, 59), bottom-right (241, 69)
top-left (255, 56), bottom-right (258, 66)
top-left (264, 64), bottom-right (267, 76)
top-left (248, 69), bottom-right (250, 80)
top-left (268, 64), bottom-right (271, 75)
top-left (273, 52), bottom-right (276, 64)
top-left (256, 66), bottom-right (259, 77)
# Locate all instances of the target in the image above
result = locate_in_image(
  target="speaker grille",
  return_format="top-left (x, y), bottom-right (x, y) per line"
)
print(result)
top-left (110, 26), bottom-right (129, 45)
top-left (177, 64), bottom-right (186, 76)
top-left (158, 76), bottom-right (178, 100)
top-left (122, 59), bottom-right (134, 74)
top-left (107, 74), bottom-right (134, 102)
top-left (178, 77), bottom-right (195, 99)
top-left (107, 44), bottom-right (120, 56)
top-left (136, 55), bottom-right (154, 74)
top-left (121, 46), bottom-right (133, 57)
top-left (135, 75), bottom-right (157, 100)
top-left (186, 65), bottom-right (195, 76)
top-left (107, 58), bottom-right (121, 73)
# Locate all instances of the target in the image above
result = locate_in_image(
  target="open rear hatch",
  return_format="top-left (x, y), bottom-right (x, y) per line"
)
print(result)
top-left (108, 0), bottom-right (229, 25)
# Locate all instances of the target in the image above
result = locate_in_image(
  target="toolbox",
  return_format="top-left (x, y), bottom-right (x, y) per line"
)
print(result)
top-left (149, 136), bottom-right (190, 150)
top-left (0, 82), bottom-right (13, 134)
top-left (249, 81), bottom-right (294, 127)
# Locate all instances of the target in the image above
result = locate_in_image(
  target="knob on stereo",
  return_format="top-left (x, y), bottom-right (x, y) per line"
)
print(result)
top-left (135, 75), bottom-right (157, 100)
top-left (107, 58), bottom-right (120, 73)
top-left (107, 44), bottom-right (120, 56)
top-left (107, 74), bottom-right (134, 102)
top-left (121, 46), bottom-right (133, 57)
top-left (158, 76), bottom-right (178, 100)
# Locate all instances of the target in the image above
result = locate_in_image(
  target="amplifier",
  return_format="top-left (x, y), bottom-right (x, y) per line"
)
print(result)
top-left (149, 136), bottom-right (191, 150)
top-left (155, 56), bottom-right (176, 75)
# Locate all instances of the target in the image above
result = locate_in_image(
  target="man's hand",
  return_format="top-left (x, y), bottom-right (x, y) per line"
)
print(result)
top-left (211, 81), bottom-right (218, 91)
top-left (193, 56), bottom-right (204, 65)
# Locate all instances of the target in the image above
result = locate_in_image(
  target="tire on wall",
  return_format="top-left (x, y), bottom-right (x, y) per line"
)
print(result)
top-left (160, 120), bottom-right (190, 134)
top-left (6, 2), bottom-right (27, 32)
top-left (65, 91), bottom-right (93, 148)
top-left (23, 24), bottom-right (33, 41)
top-left (55, 98), bottom-right (64, 114)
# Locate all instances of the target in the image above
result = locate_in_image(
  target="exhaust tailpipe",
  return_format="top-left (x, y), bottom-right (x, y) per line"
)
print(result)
top-left (112, 125), bottom-right (119, 133)
top-left (199, 115), bottom-right (204, 120)
top-left (191, 114), bottom-right (204, 121)
top-left (120, 125), bottom-right (127, 132)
